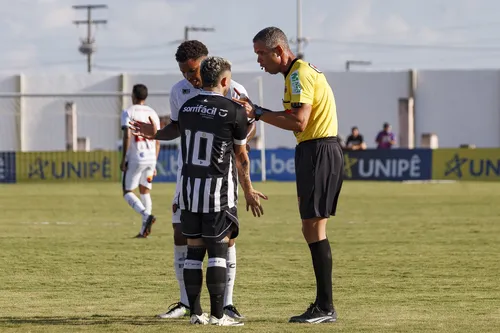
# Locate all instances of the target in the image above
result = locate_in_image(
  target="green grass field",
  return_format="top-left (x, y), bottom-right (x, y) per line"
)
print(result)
top-left (0, 181), bottom-right (499, 333)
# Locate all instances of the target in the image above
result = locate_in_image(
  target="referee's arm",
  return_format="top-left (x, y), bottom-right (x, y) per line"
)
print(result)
top-left (258, 104), bottom-right (312, 132)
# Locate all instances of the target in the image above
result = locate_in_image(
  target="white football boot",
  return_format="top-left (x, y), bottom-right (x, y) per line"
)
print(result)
top-left (209, 314), bottom-right (244, 326)
top-left (156, 302), bottom-right (189, 319)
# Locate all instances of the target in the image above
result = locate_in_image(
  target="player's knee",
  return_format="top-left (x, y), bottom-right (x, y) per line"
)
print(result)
top-left (173, 224), bottom-right (187, 245)
top-left (205, 237), bottom-right (229, 258)
top-left (228, 238), bottom-right (236, 247)
top-left (139, 185), bottom-right (150, 194)
top-left (123, 189), bottom-right (132, 196)
top-left (187, 237), bottom-right (205, 247)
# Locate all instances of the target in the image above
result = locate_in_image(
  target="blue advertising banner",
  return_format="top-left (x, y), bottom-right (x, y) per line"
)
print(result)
top-left (343, 149), bottom-right (432, 181)
top-left (154, 147), bottom-right (433, 182)
top-left (0, 152), bottom-right (16, 183)
top-left (154, 148), bottom-right (179, 182)
top-left (153, 148), bottom-right (297, 182)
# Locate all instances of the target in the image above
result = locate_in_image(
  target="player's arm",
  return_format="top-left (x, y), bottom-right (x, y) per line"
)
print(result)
top-left (155, 89), bottom-right (181, 140)
top-left (120, 111), bottom-right (131, 170)
top-left (233, 85), bottom-right (257, 147)
top-left (131, 93), bottom-right (181, 140)
top-left (234, 143), bottom-right (252, 194)
top-left (154, 121), bottom-right (180, 140)
top-left (233, 108), bottom-right (267, 217)
top-left (154, 116), bottom-right (161, 159)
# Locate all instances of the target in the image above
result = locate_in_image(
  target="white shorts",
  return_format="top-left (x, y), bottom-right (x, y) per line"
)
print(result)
top-left (122, 161), bottom-right (155, 191)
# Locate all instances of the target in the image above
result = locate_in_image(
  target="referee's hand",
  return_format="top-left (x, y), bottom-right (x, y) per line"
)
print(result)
top-left (245, 189), bottom-right (268, 217)
top-left (232, 88), bottom-right (256, 119)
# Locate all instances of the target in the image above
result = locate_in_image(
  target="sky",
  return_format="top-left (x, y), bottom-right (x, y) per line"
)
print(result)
top-left (2, 0), bottom-right (500, 74)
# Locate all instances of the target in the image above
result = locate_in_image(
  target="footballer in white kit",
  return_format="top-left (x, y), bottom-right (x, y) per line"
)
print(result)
top-left (155, 41), bottom-right (256, 321)
top-left (120, 84), bottom-right (161, 238)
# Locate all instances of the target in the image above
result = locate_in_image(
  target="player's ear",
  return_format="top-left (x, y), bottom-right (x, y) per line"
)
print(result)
top-left (221, 76), bottom-right (228, 88)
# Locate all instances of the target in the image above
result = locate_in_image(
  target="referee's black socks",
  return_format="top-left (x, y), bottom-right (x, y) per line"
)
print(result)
top-left (308, 239), bottom-right (334, 312)
top-left (184, 245), bottom-right (206, 316)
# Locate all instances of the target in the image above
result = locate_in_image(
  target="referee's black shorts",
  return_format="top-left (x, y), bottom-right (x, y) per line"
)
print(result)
top-left (295, 136), bottom-right (344, 220)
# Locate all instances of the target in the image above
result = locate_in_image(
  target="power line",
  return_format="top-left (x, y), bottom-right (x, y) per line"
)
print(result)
top-left (72, 4), bottom-right (108, 73)
top-left (311, 38), bottom-right (500, 52)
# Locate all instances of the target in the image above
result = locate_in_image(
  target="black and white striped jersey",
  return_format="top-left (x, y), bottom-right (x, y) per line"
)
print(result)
top-left (176, 91), bottom-right (248, 213)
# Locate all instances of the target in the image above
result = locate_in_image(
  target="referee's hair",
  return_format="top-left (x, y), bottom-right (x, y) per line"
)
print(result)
top-left (175, 40), bottom-right (209, 63)
top-left (253, 26), bottom-right (290, 51)
top-left (200, 56), bottom-right (232, 88)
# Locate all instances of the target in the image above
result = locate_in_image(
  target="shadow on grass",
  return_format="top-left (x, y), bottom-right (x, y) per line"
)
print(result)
top-left (0, 314), bottom-right (175, 326)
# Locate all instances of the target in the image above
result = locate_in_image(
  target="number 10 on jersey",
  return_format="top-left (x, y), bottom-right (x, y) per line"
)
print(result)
top-left (184, 130), bottom-right (214, 167)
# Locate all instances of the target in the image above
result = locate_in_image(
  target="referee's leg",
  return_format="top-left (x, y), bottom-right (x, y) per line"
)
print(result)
top-left (289, 139), bottom-right (341, 324)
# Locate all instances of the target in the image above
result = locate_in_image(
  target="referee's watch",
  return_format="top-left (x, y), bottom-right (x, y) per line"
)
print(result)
top-left (254, 106), bottom-right (264, 121)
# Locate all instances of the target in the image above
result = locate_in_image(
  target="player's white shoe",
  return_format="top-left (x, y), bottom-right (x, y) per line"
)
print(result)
top-left (209, 314), bottom-right (244, 326)
top-left (156, 302), bottom-right (189, 319)
top-left (190, 313), bottom-right (210, 325)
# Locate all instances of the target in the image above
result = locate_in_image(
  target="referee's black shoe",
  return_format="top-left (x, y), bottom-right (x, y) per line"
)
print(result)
top-left (289, 303), bottom-right (337, 324)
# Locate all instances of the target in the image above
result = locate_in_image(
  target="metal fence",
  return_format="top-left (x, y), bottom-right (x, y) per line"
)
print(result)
top-left (0, 91), bottom-right (171, 152)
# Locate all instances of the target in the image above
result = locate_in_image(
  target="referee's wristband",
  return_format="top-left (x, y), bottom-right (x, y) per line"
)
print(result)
top-left (254, 104), bottom-right (271, 121)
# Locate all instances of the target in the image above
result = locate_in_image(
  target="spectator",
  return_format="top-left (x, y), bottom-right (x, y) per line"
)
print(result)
top-left (375, 122), bottom-right (396, 149)
top-left (345, 126), bottom-right (366, 150)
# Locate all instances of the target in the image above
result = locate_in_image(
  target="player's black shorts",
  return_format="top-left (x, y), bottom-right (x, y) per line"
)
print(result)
top-left (181, 207), bottom-right (239, 241)
top-left (295, 136), bottom-right (344, 220)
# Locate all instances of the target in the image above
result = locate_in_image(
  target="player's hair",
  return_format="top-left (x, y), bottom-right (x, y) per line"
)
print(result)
top-left (253, 26), bottom-right (290, 50)
top-left (175, 40), bottom-right (209, 63)
top-left (200, 56), bottom-right (232, 88)
top-left (132, 84), bottom-right (148, 101)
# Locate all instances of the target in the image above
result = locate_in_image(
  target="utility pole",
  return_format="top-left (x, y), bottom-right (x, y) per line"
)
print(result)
top-left (73, 4), bottom-right (108, 73)
top-left (345, 60), bottom-right (372, 71)
top-left (293, 0), bottom-right (307, 59)
top-left (184, 26), bottom-right (215, 41)
top-left (296, 0), bottom-right (304, 59)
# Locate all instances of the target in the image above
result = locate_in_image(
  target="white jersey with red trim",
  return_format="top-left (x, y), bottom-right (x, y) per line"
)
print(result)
top-left (121, 104), bottom-right (161, 164)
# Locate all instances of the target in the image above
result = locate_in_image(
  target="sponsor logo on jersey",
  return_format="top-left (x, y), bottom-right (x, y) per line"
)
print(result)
top-left (218, 109), bottom-right (228, 117)
top-left (182, 88), bottom-right (190, 94)
top-left (290, 70), bottom-right (301, 95)
top-left (182, 104), bottom-right (217, 116)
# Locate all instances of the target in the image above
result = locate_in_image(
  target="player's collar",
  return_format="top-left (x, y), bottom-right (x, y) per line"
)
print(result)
top-left (199, 90), bottom-right (224, 96)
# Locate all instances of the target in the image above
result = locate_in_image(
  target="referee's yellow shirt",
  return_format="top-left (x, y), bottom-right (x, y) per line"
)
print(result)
top-left (282, 59), bottom-right (338, 144)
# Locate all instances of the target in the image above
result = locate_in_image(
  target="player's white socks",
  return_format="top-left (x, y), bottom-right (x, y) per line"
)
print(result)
top-left (174, 245), bottom-right (190, 307)
top-left (124, 192), bottom-right (149, 219)
top-left (140, 193), bottom-right (152, 215)
top-left (224, 244), bottom-right (237, 307)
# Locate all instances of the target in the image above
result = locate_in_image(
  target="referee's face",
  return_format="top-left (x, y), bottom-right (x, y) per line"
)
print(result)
top-left (253, 41), bottom-right (280, 75)
top-left (178, 57), bottom-right (204, 88)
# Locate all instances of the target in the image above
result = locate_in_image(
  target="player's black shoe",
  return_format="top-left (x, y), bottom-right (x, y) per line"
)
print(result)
top-left (142, 215), bottom-right (156, 237)
top-left (289, 303), bottom-right (337, 324)
top-left (224, 304), bottom-right (244, 319)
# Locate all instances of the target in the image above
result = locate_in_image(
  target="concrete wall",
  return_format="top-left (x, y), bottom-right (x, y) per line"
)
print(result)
top-left (0, 69), bottom-right (498, 151)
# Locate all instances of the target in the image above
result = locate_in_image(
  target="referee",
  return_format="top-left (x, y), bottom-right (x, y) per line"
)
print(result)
top-left (234, 27), bottom-right (343, 324)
